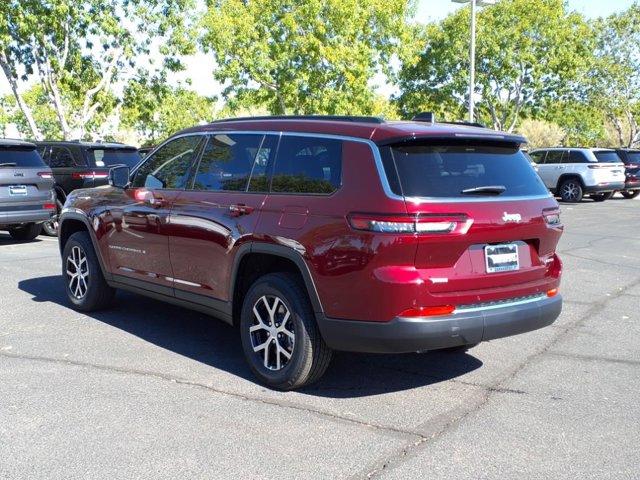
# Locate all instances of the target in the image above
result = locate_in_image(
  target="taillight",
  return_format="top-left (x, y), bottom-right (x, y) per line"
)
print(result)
top-left (43, 203), bottom-right (56, 210)
top-left (546, 288), bottom-right (559, 297)
top-left (542, 207), bottom-right (561, 227)
top-left (400, 305), bottom-right (456, 317)
top-left (38, 171), bottom-right (53, 179)
top-left (348, 213), bottom-right (473, 235)
top-left (71, 171), bottom-right (108, 180)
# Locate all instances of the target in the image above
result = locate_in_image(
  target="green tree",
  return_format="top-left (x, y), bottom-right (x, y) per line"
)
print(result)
top-left (200, 0), bottom-right (418, 115)
top-left (0, 0), bottom-right (195, 140)
top-left (589, 4), bottom-right (640, 147)
top-left (396, 0), bottom-right (595, 132)
top-left (121, 76), bottom-right (216, 144)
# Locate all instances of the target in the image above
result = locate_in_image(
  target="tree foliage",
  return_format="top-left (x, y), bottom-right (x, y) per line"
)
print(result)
top-left (200, 0), bottom-right (418, 115)
top-left (396, 0), bottom-right (595, 132)
top-left (0, 0), bottom-right (195, 140)
top-left (121, 76), bottom-right (215, 145)
top-left (589, 4), bottom-right (640, 147)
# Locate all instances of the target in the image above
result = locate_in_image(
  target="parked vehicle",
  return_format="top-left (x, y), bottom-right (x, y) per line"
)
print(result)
top-left (58, 115), bottom-right (564, 389)
top-left (0, 139), bottom-right (55, 241)
top-left (35, 141), bottom-right (142, 236)
top-left (614, 149), bottom-right (640, 199)
top-left (529, 148), bottom-right (626, 202)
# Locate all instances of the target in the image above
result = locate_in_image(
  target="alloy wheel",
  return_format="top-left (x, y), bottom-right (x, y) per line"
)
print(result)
top-left (249, 295), bottom-right (295, 371)
top-left (561, 182), bottom-right (579, 201)
top-left (66, 246), bottom-right (89, 299)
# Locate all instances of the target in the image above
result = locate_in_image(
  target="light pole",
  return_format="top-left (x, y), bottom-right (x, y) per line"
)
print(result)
top-left (452, 0), bottom-right (496, 123)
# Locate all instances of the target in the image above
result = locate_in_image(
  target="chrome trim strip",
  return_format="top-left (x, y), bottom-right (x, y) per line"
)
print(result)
top-left (137, 129), bottom-right (552, 204)
top-left (455, 294), bottom-right (547, 314)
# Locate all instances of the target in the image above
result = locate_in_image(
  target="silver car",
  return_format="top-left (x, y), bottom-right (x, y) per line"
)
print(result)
top-left (0, 139), bottom-right (56, 241)
top-left (529, 147), bottom-right (626, 202)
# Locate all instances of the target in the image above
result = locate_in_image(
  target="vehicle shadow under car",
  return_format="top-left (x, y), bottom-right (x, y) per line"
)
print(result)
top-left (18, 275), bottom-right (483, 398)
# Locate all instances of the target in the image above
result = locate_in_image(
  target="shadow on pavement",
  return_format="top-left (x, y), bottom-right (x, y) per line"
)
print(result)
top-left (18, 274), bottom-right (483, 398)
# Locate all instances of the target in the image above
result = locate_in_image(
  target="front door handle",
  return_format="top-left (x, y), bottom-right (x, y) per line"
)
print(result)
top-left (229, 203), bottom-right (254, 217)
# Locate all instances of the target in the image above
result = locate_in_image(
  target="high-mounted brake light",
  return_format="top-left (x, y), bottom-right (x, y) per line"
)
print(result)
top-left (542, 208), bottom-right (561, 227)
top-left (400, 305), bottom-right (456, 317)
top-left (37, 171), bottom-right (53, 179)
top-left (72, 171), bottom-right (108, 180)
top-left (348, 214), bottom-right (473, 235)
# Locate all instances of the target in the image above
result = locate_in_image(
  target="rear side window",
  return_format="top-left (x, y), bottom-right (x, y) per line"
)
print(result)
top-left (593, 151), bottom-right (622, 163)
top-left (271, 136), bottom-right (342, 194)
top-left (0, 147), bottom-right (46, 167)
top-left (568, 151), bottom-right (588, 163)
top-left (132, 135), bottom-right (202, 189)
top-left (89, 149), bottom-right (141, 168)
top-left (49, 146), bottom-right (79, 167)
top-left (192, 133), bottom-right (270, 192)
top-left (382, 143), bottom-right (549, 198)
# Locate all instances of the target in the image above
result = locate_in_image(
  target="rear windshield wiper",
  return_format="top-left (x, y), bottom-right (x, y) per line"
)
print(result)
top-left (461, 185), bottom-right (507, 195)
top-left (0, 162), bottom-right (17, 167)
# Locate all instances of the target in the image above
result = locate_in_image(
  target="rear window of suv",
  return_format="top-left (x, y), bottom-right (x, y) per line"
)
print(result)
top-left (0, 147), bottom-right (46, 167)
top-left (593, 151), bottom-right (622, 163)
top-left (89, 148), bottom-right (141, 168)
top-left (382, 143), bottom-right (549, 198)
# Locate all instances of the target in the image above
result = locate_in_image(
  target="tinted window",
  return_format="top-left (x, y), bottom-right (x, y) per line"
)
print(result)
top-left (37, 146), bottom-right (49, 164)
top-left (568, 151), bottom-right (588, 163)
top-left (89, 149), bottom-right (141, 168)
top-left (49, 146), bottom-right (78, 168)
top-left (383, 143), bottom-right (549, 198)
top-left (192, 133), bottom-right (270, 192)
top-left (0, 147), bottom-right (46, 167)
top-left (529, 151), bottom-right (545, 164)
top-left (593, 151), bottom-right (622, 163)
top-left (132, 135), bottom-right (202, 189)
top-left (624, 151), bottom-right (640, 164)
top-left (544, 151), bottom-right (566, 164)
top-left (271, 136), bottom-right (342, 194)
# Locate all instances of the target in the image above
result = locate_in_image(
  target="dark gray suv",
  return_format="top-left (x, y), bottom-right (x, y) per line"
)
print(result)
top-left (0, 139), bottom-right (55, 241)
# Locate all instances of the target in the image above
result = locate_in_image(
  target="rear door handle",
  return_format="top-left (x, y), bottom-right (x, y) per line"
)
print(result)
top-left (229, 203), bottom-right (254, 217)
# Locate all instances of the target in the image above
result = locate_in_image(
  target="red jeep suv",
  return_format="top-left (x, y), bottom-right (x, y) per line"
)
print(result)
top-left (58, 115), bottom-right (563, 389)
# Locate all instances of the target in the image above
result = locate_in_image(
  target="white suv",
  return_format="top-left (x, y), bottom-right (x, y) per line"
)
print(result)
top-left (529, 148), bottom-right (626, 202)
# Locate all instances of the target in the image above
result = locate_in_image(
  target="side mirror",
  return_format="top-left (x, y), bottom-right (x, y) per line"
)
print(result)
top-left (109, 165), bottom-right (130, 189)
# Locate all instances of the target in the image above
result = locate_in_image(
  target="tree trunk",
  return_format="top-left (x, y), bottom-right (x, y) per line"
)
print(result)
top-left (0, 53), bottom-right (43, 140)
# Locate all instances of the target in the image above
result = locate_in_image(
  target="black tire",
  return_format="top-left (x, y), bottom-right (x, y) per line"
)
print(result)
top-left (42, 198), bottom-right (64, 236)
top-left (62, 231), bottom-right (115, 311)
top-left (240, 272), bottom-right (333, 390)
top-left (591, 192), bottom-right (613, 202)
top-left (441, 343), bottom-right (479, 353)
top-left (621, 190), bottom-right (640, 199)
top-left (558, 178), bottom-right (583, 203)
top-left (8, 223), bottom-right (42, 241)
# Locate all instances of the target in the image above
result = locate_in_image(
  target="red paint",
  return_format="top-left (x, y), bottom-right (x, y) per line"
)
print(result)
top-left (72, 118), bottom-right (563, 323)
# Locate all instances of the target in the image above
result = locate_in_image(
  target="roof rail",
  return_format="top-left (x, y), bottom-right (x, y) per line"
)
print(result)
top-left (210, 115), bottom-right (386, 124)
top-left (440, 121), bottom-right (486, 128)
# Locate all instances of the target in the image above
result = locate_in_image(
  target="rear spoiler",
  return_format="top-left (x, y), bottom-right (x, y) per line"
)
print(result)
top-left (375, 132), bottom-right (527, 147)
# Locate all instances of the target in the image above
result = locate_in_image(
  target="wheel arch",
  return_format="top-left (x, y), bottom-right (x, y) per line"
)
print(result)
top-left (58, 212), bottom-right (111, 280)
top-left (556, 174), bottom-right (585, 192)
top-left (230, 242), bottom-right (324, 326)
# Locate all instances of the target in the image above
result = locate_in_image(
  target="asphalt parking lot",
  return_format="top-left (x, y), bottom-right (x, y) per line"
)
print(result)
top-left (1, 197), bottom-right (639, 480)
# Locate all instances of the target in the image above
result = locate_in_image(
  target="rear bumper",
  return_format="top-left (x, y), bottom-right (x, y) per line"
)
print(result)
top-left (623, 180), bottom-right (640, 190)
top-left (0, 206), bottom-right (54, 225)
top-left (318, 294), bottom-right (562, 353)
top-left (583, 182), bottom-right (625, 194)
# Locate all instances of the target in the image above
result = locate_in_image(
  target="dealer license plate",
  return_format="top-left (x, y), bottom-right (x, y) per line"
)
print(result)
top-left (485, 243), bottom-right (519, 273)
